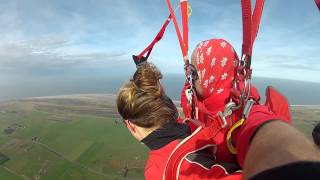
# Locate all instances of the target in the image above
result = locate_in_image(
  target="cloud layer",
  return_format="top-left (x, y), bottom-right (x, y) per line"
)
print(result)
top-left (0, 0), bottom-right (319, 83)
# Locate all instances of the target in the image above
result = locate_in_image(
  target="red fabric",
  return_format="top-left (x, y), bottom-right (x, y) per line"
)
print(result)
top-left (241, 0), bottom-right (265, 56)
top-left (137, 17), bottom-right (171, 60)
top-left (235, 105), bottom-right (283, 167)
top-left (166, 0), bottom-right (189, 59)
top-left (195, 39), bottom-right (238, 100)
top-left (264, 86), bottom-right (291, 123)
top-left (180, 39), bottom-right (265, 166)
top-left (145, 140), bottom-right (242, 180)
top-left (233, 87), bottom-right (291, 166)
top-left (316, 0), bottom-right (320, 10)
top-left (181, 39), bottom-right (240, 163)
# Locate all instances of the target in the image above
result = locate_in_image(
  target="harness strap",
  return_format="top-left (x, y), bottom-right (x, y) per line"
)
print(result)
top-left (163, 123), bottom-right (222, 180)
top-left (232, 0), bottom-right (264, 109)
top-left (134, 4), bottom-right (181, 64)
top-left (241, 0), bottom-right (253, 58)
top-left (181, 0), bottom-right (189, 56)
top-left (166, 0), bottom-right (189, 63)
top-left (167, 0), bottom-right (198, 121)
top-left (316, 0), bottom-right (320, 11)
top-left (241, 0), bottom-right (264, 67)
top-left (135, 15), bottom-right (172, 63)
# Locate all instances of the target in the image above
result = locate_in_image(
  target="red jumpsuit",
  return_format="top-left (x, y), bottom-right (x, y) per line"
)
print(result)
top-left (142, 123), bottom-right (242, 180)
top-left (143, 39), bottom-right (243, 179)
top-left (179, 38), bottom-right (291, 170)
top-left (180, 39), bottom-right (244, 164)
top-left (143, 39), bottom-right (290, 179)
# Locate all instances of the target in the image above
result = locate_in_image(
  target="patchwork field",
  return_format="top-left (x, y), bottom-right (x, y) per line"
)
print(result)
top-left (0, 94), bottom-right (319, 180)
top-left (0, 94), bottom-right (147, 180)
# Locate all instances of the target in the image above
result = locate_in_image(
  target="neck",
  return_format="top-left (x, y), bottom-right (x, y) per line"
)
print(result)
top-left (135, 126), bottom-right (159, 141)
top-left (141, 122), bottom-right (191, 150)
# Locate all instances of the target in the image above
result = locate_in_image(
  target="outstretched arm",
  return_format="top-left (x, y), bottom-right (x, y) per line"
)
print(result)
top-left (243, 121), bottom-right (320, 179)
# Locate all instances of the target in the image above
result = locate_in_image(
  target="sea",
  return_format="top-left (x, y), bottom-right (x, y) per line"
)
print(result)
top-left (0, 74), bottom-right (320, 105)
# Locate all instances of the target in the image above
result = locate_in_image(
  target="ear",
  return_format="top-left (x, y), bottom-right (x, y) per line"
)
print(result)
top-left (124, 120), bottom-right (136, 133)
top-left (124, 120), bottom-right (142, 141)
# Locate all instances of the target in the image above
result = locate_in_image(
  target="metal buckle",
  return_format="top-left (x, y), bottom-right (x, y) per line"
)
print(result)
top-left (185, 88), bottom-right (193, 104)
top-left (217, 101), bottom-right (237, 128)
top-left (243, 99), bottom-right (255, 119)
top-left (132, 55), bottom-right (147, 68)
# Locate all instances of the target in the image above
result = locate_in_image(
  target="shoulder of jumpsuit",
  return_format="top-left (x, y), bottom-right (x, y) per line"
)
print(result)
top-left (144, 140), bottom-right (180, 179)
top-left (147, 139), bottom-right (180, 162)
top-left (144, 151), bottom-right (167, 180)
top-left (144, 164), bottom-right (162, 180)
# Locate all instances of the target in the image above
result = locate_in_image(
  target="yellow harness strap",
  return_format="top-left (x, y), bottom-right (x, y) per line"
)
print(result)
top-left (226, 118), bottom-right (245, 154)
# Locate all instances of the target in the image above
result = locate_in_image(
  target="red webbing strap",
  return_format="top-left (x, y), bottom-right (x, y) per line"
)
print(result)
top-left (167, 0), bottom-right (195, 120)
top-left (252, 0), bottom-right (265, 49)
top-left (241, 0), bottom-right (264, 57)
top-left (166, 0), bottom-right (189, 63)
top-left (316, 0), bottom-right (320, 10)
top-left (241, 0), bottom-right (253, 57)
top-left (163, 125), bottom-right (222, 180)
top-left (136, 16), bottom-right (172, 60)
top-left (181, 0), bottom-right (189, 54)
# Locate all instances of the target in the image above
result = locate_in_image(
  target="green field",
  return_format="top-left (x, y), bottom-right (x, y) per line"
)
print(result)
top-left (0, 95), bottom-right (148, 180)
top-left (0, 94), bottom-right (319, 180)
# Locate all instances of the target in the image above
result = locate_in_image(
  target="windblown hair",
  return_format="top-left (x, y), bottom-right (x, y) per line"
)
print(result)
top-left (116, 63), bottom-right (178, 128)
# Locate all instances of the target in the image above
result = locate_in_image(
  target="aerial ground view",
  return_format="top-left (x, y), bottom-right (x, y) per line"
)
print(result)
top-left (0, 95), bottom-right (148, 180)
top-left (0, 94), bottom-right (319, 180)
top-left (0, 0), bottom-right (320, 180)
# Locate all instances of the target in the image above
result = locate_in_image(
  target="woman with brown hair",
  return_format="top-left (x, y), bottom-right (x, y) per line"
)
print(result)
top-left (116, 63), bottom-right (242, 180)
top-left (116, 56), bottom-right (320, 180)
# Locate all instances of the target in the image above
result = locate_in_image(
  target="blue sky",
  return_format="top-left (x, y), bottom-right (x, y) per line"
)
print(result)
top-left (0, 0), bottom-right (319, 83)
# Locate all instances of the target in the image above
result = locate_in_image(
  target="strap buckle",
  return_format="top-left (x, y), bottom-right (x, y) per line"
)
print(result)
top-left (132, 55), bottom-right (147, 68)
top-left (226, 99), bottom-right (255, 154)
top-left (217, 101), bottom-right (237, 128)
top-left (185, 88), bottom-right (193, 104)
top-left (243, 98), bottom-right (255, 119)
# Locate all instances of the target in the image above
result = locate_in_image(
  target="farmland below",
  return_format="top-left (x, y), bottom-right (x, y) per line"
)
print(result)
top-left (0, 94), bottom-right (147, 180)
top-left (0, 94), bottom-right (319, 180)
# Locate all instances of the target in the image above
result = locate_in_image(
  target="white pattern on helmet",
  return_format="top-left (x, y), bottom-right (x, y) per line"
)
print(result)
top-left (221, 73), bottom-right (228, 80)
top-left (217, 88), bottom-right (224, 94)
top-left (210, 88), bottom-right (214, 94)
top-left (220, 41), bottom-right (227, 48)
top-left (199, 53), bottom-right (204, 64)
top-left (221, 57), bottom-right (228, 67)
top-left (201, 69), bottom-right (206, 79)
top-left (211, 57), bottom-right (216, 67)
top-left (206, 46), bottom-right (212, 56)
top-left (209, 75), bottom-right (215, 84)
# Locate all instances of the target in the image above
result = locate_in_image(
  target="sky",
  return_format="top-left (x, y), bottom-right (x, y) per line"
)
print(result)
top-left (0, 0), bottom-right (319, 90)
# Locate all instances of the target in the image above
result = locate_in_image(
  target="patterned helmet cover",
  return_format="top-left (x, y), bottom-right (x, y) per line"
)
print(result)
top-left (195, 39), bottom-right (239, 100)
